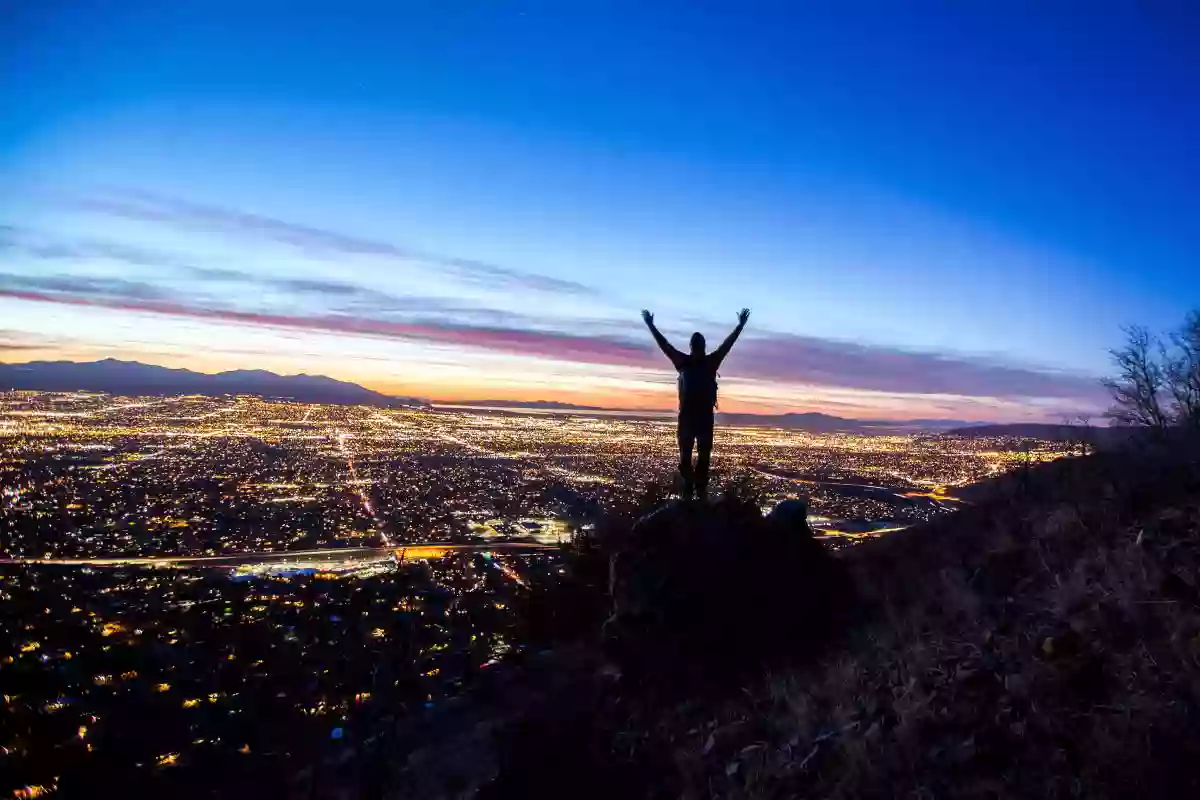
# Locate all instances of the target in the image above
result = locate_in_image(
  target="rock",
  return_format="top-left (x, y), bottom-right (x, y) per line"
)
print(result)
top-left (767, 498), bottom-right (814, 538)
top-left (602, 495), bottom-right (854, 677)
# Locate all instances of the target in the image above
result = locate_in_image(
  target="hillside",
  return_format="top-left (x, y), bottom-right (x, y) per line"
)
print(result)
top-left (947, 421), bottom-right (1131, 447)
top-left (372, 439), bottom-right (1200, 799)
top-left (0, 359), bottom-right (428, 407)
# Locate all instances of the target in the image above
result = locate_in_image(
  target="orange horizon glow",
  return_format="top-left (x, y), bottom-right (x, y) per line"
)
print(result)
top-left (0, 310), bottom-right (1094, 425)
top-left (0, 345), bottom-right (1046, 423)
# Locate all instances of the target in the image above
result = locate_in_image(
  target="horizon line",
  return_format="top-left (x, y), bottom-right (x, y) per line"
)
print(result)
top-left (0, 355), bottom-right (1102, 427)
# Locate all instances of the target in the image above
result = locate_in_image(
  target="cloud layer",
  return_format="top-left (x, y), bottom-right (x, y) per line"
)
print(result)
top-left (0, 190), bottom-right (1108, 411)
top-left (0, 272), bottom-right (1104, 404)
top-left (64, 189), bottom-right (597, 296)
top-left (732, 332), bottom-right (1103, 401)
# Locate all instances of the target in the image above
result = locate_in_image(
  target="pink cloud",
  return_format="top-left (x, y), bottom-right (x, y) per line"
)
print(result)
top-left (1, 270), bottom-right (1105, 408)
top-left (0, 288), bottom-right (655, 369)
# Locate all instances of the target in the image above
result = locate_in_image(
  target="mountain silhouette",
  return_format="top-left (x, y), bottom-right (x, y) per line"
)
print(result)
top-left (0, 359), bottom-right (427, 407)
top-left (453, 399), bottom-right (608, 411)
top-left (447, 405), bottom-right (974, 431)
top-left (715, 411), bottom-right (973, 433)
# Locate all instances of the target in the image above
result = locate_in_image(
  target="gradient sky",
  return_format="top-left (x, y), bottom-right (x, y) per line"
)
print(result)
top-left (2, 2), bottom-right (1198, 421)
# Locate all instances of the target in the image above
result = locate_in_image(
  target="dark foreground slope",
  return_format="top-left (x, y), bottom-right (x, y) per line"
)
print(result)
top-left (756, 441), bottom-right (1200, 799)
top-left (378, 443), bottom-right (1200, 799)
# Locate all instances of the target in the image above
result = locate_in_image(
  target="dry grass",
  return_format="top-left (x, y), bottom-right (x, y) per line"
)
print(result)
top-left (665, 444), bottom-right (1200, 798)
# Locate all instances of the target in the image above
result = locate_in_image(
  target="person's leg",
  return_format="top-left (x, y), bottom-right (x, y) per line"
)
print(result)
top-left (695, 415), bottom-right (714, 501)
top-left (677, 418), bottom-right (696, 499)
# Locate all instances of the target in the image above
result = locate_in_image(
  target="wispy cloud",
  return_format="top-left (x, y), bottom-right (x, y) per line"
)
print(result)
top-left (66, 188), bottom-right (597, 296)
top-left (0, 224), bottom-right (194, 271)
top-left (0, 272), bottom-right (172, 302)
top-left (183, 266), bottom-right (246, 281)
top-left (0, 337), bottom-right (46, 353)
top-left (0, 328), bottom-right (66, 359)
top-left (190, 268), bottom-right (537, 323)
top-left (0, 286), bottom-right (653, 368)
top-left (731, 332), bottom-right (1105, 402)
top-left (0, 225), bottom-right (528, 323)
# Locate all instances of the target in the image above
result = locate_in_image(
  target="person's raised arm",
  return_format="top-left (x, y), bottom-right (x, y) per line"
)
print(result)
top-left (711, 308), bottom-right (750, 367)
top-left (642, 309), bottom-right (685, 368)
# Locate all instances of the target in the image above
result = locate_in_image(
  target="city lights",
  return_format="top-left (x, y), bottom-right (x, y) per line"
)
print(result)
top-left (0, 390), bottom-right (1072, 794)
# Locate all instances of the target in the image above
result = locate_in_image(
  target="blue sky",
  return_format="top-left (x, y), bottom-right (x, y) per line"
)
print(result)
top-left (2, 1), bottom-right (1197, 420)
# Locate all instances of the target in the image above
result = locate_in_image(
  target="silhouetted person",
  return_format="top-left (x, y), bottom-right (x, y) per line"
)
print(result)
top-left (642, 308), bottom-right (749, 500)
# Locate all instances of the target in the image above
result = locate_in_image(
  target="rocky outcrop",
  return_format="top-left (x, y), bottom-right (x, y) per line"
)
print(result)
top-left (603, 496), bottom-right (852, 676)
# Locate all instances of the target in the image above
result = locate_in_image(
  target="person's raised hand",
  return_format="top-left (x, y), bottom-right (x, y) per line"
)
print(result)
top-left (737, 308), bottom-right (750, 325)
top-left (641, 309), bottom-right (654, 325)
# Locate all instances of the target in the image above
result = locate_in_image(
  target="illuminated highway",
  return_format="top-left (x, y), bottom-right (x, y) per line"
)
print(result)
top-left (0, 541), bottom-right (558, 568)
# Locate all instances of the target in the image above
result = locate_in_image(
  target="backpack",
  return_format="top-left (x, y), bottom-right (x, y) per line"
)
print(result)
top-left (678, 360), bottom-right (719, 410)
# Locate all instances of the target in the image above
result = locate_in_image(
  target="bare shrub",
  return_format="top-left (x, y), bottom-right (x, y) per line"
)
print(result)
top-left (1104, 311), bottom-right (1200, 429)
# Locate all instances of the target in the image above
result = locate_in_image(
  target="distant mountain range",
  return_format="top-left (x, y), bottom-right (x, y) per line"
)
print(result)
top-left (0, 359), bottom-right (428, 408)
top-left (449, 399), bottom-right (607, 411)
top-left (2, 359), bottom-right (1105, 436)
top-left (455, 404), bottom-right (975, 433)
top-left (455, 405), bottom-right (1115, 437)
top-left (715, 411), bottom-right (973, 434)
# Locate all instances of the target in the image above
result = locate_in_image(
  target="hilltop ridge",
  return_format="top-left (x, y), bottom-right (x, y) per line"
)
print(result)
top-left (373, 438), bottom-right (1200, 799)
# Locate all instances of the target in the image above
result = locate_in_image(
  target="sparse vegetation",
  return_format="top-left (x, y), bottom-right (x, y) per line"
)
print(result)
top-left (392, 439), bottom-right (1200, 798)
top-left (696, 441), bottom-right (1200, 798)
top-left (1104, 310), bottom-right (1200, 429)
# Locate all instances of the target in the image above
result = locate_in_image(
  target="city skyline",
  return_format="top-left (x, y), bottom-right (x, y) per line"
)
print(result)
top-left (4, 4), bottom-right (1198, 422)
